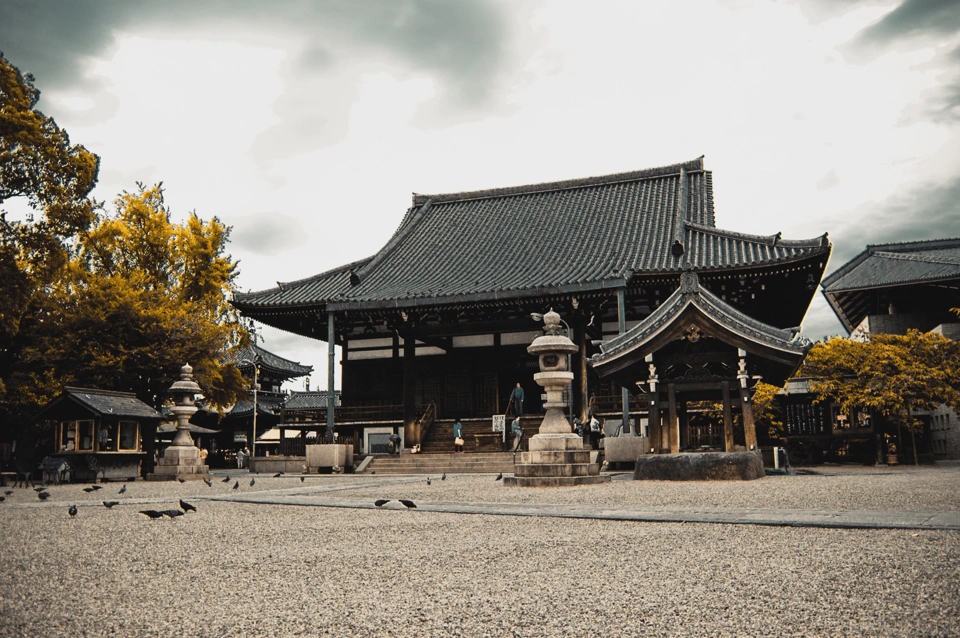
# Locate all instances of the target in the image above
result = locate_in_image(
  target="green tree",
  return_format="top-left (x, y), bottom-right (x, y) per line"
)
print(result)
top-left (800, 331), bottom-right (960, 464)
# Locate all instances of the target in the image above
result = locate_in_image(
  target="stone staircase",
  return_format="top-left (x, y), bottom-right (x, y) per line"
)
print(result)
top-left (363, 452), bottom-right (518, 475)
top-left (420, 416), bottom-right (540, 454)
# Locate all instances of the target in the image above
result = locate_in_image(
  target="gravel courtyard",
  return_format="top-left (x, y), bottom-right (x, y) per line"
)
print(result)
top-left (1, 464), bottom-right (958, 637)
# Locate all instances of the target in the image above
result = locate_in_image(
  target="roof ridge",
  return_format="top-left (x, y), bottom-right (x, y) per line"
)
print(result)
top-left (412, 157), bottom-right (705, 205)
top-left (866, 237), bottom-right (960, 253)
top-left (872, 250), bottom-right (960, 266)
top-left (64, 386), bottom-right (139, 398)
top-left (685, 221), bottom-right (829, 248)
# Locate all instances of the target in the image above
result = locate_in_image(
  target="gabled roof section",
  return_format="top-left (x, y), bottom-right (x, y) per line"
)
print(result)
top-left (223, 344), bottom-right (312, 379)
top-left (822, 238), bottom-right (960, 293)
top-left (590, 272), bottom-right (812, 378)
top-left (284, 390), bottom-right (341, 411)
top-left (35, 387), bottom-right (163, 422)
top-left (232, 158), bottom-right (830, 313)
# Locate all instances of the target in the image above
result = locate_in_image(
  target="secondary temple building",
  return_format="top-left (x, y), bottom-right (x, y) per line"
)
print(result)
top-left (232, 158), bottom-right (830, 454)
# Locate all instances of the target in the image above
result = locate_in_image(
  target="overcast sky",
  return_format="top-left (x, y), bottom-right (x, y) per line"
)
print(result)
top-left (2, 0), bottom-right (959, 390)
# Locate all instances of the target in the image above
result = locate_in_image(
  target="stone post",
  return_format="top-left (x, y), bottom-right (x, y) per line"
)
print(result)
top-left (147, 363), bottom-right (210, 481)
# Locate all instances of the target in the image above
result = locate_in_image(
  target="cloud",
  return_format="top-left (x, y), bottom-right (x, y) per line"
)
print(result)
top-left (816, 169), bottom-right (840, 191)
top-left (0, 0), bottom-right (510, 143)
top-left (852, 0), bottom-right (960, 46)
top-left (828, 174), bottom-right (960, 266)
top-left (229, 212), bottom-right (309, 256)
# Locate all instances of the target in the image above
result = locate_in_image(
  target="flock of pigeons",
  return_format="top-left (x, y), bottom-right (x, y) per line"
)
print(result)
top-left (0, 467), bottom-right (505, 516)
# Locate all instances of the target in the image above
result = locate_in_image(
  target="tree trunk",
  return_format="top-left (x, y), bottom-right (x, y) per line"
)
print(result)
top-left (906, 406), bottom-right (918, 466)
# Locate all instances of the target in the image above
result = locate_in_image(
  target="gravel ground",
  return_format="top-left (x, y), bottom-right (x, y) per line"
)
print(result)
top-left (1, 465), bottom-right (958, 637)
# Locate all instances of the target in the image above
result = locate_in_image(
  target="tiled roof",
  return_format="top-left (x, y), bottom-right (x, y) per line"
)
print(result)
top-left (233, 158), bottom-right (829, 312)
top-left (284, 391), bottom-right (341, 411)
top-left (61, 387), bottom-right (163, 420)
top-left (591, 272), bottom-right (811, 374)
top-left (822, 238), bottom-right (960, 293)
top-left (223, 344), bottom-right (312, 379)
top-left (226, 395), bottom-right (284, 419)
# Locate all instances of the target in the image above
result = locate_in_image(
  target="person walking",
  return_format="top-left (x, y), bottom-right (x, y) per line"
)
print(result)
top-left (453, 419), bottom-right (464, 453)
top-left (509, 383), bottom-right (525, 417)
top-left (511, 417), bottom-right (523, 453)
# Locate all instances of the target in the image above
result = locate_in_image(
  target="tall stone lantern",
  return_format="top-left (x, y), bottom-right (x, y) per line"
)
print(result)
top-left (504, 310), bottom-right (610, 487)
top-left (148, 363), bottom-right (210, 481)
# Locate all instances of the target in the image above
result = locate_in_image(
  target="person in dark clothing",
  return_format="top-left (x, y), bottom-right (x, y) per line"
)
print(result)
top-left (389, 432), bottom-right (401, 455)
top-left (510, 383), bottom-right (525, 417)
top-left (511, 417), bottom-right (523, 452)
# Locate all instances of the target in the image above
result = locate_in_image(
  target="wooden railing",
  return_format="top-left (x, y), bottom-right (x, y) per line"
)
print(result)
top-left (417, 402), bottom-right (438, 446)
top-left (590, 394), bottom-right (646, 415)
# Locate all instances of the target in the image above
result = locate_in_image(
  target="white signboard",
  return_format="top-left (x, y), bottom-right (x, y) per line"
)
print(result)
top-left (492, 415), bottom-right (505, 433)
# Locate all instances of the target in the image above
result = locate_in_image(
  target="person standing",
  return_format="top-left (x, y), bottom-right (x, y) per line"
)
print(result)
top-left (589, 416), bottom-right (602, 450)
top-left (511, 417), bottom-right (523, 452)
top-left (509, 383), bottom-right (525, 417)
top-left (453, 419), bottom-right (464, 453)
top-left (389, 432), bottom-right (401, 455)
top-left (236, 447), bottom-right (246, 469)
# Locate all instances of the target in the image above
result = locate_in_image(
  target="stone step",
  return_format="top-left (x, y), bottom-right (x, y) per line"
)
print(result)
top-left (514, 463), bottom-right (601, 478)
top-left (502, 475), bottom-right (612, 487)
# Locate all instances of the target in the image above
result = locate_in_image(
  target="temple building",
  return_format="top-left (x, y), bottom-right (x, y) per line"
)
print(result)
top-left (781, 238), bottom-right (960, 463)
top-left (233, 157), bottom-right (830, 453)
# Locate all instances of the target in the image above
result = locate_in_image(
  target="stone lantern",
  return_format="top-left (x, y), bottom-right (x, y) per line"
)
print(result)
top-left (504, 310), bottom-right (610, 487)
top-left (148, 363), bottom-right (210, 481)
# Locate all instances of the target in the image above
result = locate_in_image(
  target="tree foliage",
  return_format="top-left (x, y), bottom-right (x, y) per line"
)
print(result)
top-left (0, 53), bottom-right (246, 444)
top-left (800, 331), bottom-right (960, 418)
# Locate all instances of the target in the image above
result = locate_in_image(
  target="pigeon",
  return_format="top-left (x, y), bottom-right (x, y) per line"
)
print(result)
top-left (118, 484), bottom-right (127, 494)
top-left (426, 478), bottom-right (432, 485)
top-left (374, 499), bottom-right (390, 509)
top-left (139, 510), bottom-right (164, 519)
top-left (103, 501), bottom-right (120, 509)
top-left (83, 487), bottom-right (96, 493)
top-left (221, 476), bottom-right (231, 483)
top-left (177, 477), bottom-right (186, 484)
top-left (162, 509), bottom-right (184, 518)
top-left (4, 490), bottom-right (12, 495)
top-left (399, 499), bottom-right (416, 509)
top-left (300, 477), bottom-right (305, 483)
top-left (34, 487), bottom-right (46, 492)
top-left (68, 504), bottom-right (77, 517)
top-left (273, 473), bottom-right (282, 478)
top-left (232, 481), bottom-right (239, 490)
top-left (441, 473), bottom-right (446, 481)
top-left (0, 496), bottom-right (5, 502)
top-left (179, 499), bottom-right (196, 513)
top-left (38, 491), bottom-right (51, 500)
top-left (495, 473), bottom-right (503, 481)
top-left (370, 471), bottom-right (376, 475)
top-left (90, 485), bottom-right (103, 491)
top-left (249, 478), bottom-right (255, 487)
top-left (203, 478), bottom-right (213, 487)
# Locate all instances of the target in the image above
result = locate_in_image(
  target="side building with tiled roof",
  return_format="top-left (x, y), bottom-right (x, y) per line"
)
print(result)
top-left (233, 157), bottom-right (830, 453)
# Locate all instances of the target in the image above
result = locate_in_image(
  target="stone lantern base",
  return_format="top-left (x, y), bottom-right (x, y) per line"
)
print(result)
top-left (146, 444), bottom-right (210, 481)
top-left (504, 431), bottom-right (611, 488)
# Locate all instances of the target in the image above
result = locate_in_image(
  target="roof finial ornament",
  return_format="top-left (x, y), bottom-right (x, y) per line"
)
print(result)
top-left (680, 271), bottom-right (700, 294)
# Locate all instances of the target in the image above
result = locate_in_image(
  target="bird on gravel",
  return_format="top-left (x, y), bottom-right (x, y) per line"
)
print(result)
top-left (232, 481), bottom-right (239, 490)
top-left (203, 478), bottom-right (213, 487)
top-left (426, 478), bottom-right (431, 485)
top-left (441, 473), bottom-right (446, 481)
top-left (249, 478), bottom-right (255, 487)
top-left (221, 476), bottom-right (231, 483)
top-left (374, 499), bottom-right (390, 509)
top-left (162, 509), bottom-right (184, 518)
top-left (399, 499), bottom-right (416, 509)
top-left (179, 499), bottom-right (196, 513)
top-left (139, 510), bottom-right (164, 519)
top-left (4, 490), bottom-right (12, 495)
top-left (90, 484), bottom-right (103, 491)
top-left (38, 491), bottom-right (51, 500)
top-left (273, 473), bottom-right (282, 478)
top-left (68, 504), bottom-right (77, 517)
top-left (34, 487), bottom-right (46, 492)
top-left (177, 477), bottom-right (186, 484)
top-left (370, 471), bottom-right (376, 475)
top-left (82, 487), bottom-right (96, 493)
top-left (495, 473), bottom-right (503, 481)
top-left (300, 477), bottom-right (305, 483)
top-left (0, 496), bottom-right (5, 503)
top-left (103, 501), bottom-right (120, 509)
top-left (118, 484), bottom-right (127, 494)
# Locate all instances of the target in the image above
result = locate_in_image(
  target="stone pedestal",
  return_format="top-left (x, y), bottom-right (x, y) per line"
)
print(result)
top-left (147, 363), bottom-right (210, 481)
top-left (507, 310), bottom-right (610, 488)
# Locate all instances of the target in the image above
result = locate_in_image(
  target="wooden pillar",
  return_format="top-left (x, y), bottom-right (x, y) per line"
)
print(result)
top-left (402, 330), bottom-right (417, 447)
top-left (573, 313), bottom-right (588, 423)
top-left (648, 391), bottom-right (661, 453)
top-left (326, 312), bottom-right (336, 444)
top-left (667, 383), bottom-right (679, 453)
top-left (678, 399), bottom-right (689, 450)
top-left (740, 386), bottom-right (758, 451)
top-left (618, 287), bottom-right (633, 435)
top-left (721, 381), bottom-right (735, 452)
